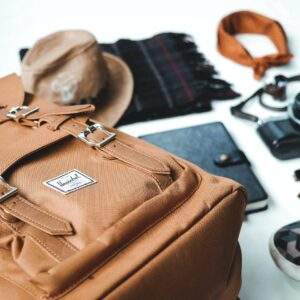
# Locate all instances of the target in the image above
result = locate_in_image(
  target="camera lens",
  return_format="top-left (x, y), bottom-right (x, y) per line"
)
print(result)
top-left (294, 93), bottom-right (300, 119)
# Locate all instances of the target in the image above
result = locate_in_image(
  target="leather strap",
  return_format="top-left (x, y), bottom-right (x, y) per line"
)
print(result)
top-left (0, 74), bottom-right (170, 236)
top-left (0, 75), bottom-right (76, 236)
top-left (0, 103), bottom-right (95, 128)
top-left (0, 75), bottom-right (168, 176)
top-left (0, 74), bottom-right (25, 123)
top-left (0, 74), bottom-right (24, 107)
top-left (0, 125), bottom-right (68, 175)
top-left (0, 178), bottom-right (73, 236)
top-left (0, 108), bottom-right (74, 236)
top-left (0, 118), bottom-right (169, 236)
top-left (0, 119), bottom-right (169, 236)
top-left (0, 117), bottom-right (170, 177)
top-left (217, 11), bottom-right (292, 79)
top-left (60, 118), bottom-right (170, 175)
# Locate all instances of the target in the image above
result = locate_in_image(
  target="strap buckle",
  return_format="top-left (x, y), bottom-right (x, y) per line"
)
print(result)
top-left (0, 177), bottom-right (18, 203)
top-left (78, 122), bottom-right (116, 148)
top-left (6, 106), bottom-right (39, 119)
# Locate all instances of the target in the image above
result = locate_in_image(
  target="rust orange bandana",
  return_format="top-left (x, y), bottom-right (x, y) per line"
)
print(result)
top-left (217, 11), bottom-right (293, 80)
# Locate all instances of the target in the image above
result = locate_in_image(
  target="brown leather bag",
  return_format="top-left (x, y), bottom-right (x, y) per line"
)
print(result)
top-left (0, 74), bottom-right (246, 300)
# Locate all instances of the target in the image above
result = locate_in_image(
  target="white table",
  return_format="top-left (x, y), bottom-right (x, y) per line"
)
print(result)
top-left (1, 1), bottom-right (300, 299)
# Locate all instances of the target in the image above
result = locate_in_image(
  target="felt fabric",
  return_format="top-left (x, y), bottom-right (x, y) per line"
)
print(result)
top-left (21, 32), bottom-right (239, 126)
top-left (217, 11), bottom-right (293, 80)
top-left (19, 30), bottom-right (134, 127)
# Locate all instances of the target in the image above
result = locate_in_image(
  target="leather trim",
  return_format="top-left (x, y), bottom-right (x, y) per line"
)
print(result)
top-left (0, 274), bottom-right (38, 299)
top-left (31, 165), bottom-right (199, 298)
top-left (0, 125), bottom-right (68, 175)
top-left (3, 220), bottom-right (77, 262)
top-left (48, 175), bottom-right (245, 300)
top-left (0, 180), bottom-right (74, 236)
top-left (60, 119), bottom-right (170, 175)
top-left (0, 103), bottom-right (94, 127)
top-left (102, 191), bottom-right (244, 300)
top-left (0, 74), bottom-right (24, 107)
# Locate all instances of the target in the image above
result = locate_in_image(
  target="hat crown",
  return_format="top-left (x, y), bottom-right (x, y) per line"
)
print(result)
top-left (21, 30), bottom-right (108, 105)
top-left (23, 30), bottom-right (98, 72)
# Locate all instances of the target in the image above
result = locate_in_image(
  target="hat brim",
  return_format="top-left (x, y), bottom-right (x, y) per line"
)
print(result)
top-left (90, 52), bottom-right (134, 127)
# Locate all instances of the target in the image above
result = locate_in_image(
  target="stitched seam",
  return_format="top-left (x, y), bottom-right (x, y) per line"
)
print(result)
top-left (2, 220), bottom-right (21, 233)
top-left (61, 127), bottom-right (77, 136)
top-left (119, 142), bottom-right (169, 172)
top-left (104, 145), bottom-right (169, 175)
top-left (4, 203), bottom-right (68, 235)
top-left (146, 171), bottom-right (172, 192)
top-left (27, 234), bottom-right (62, 262)
top-left (16, 196), bottom-right (70, 227)
top-left (46, 170), bottom-right (201, 299)
top-left (62, 121), bottom-right (170, 174)
top-left (57, 237), bottom-right (78, 252)
top-left (42, 115), bottom-right (70, 131)
top-left (0, 273), bottom-right (39, 298)
top-left (64, 121), bottom-right (83, 134)
top-left (30, 233), bottom-right (77, 259)
top-left (121, 160), bottom-right (165, 191)
top-left (113, 140), bottom-right (170, 173)
top-left (108, 158), bottom-right (164, 193)
top-left (6, 196), bottom-right (70, 233)
top-left (4, 221), bottom-right (76, 263)
top-left (33, 105), bottom-right (93, 120)
top-left (149, 174), bottom-right (164, 192)
top-left (225, 243), bottom-right (241, 287)
top-left (0, 130), bottom-right (68, 175)
top-left (106, 144), bottom-right (167, 174)
top-left (48, 177), bottom-right (199, 299)
top-left (50, 183), bottom-right (245, 299)
top-left (6, 210), bottom-right (65, 235)
top-left (104, 188), bottom-right (245, 299)
top-left (0, 221), bottom-right (76, 295)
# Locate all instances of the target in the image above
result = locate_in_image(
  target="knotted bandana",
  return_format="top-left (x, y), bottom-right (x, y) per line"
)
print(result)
top-left (217, 11), bottom-right (293, 80)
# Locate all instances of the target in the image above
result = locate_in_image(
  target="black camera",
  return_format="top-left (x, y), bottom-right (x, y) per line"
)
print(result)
top-left (257, 95), bottom-right (300, 160)
top-left (231, 74), bottom-right (300, 160)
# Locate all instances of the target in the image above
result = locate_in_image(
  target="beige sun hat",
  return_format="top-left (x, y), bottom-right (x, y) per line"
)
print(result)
top-left (21, 30), bottom-right (133, 126)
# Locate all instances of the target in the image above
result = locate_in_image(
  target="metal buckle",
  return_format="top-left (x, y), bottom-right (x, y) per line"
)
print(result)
top-left (0, 177), bottom-right (18, 203)
top-left (78, 123), bottom-right (116, 148)
top-left (6, 106), bottom-right (39, 119)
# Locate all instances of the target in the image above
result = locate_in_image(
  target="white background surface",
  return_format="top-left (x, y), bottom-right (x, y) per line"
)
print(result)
top-left (0, 1), bottom-right (300, 299)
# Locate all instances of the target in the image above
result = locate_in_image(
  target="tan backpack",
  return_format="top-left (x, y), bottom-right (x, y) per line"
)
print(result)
top-left (0, 74), bottom-right (246, 300)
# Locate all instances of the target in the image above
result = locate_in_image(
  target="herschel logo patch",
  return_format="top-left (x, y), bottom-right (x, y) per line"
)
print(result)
top-left (43, 169), bottom-right (96, 195)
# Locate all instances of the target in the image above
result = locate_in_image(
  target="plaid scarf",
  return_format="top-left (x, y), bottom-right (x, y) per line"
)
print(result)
top-left (20, 32), bottom-right (239, 126)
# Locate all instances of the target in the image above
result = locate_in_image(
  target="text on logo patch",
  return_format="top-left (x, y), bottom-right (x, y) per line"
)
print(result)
top-left (43, 169), bottom-right (97, 195)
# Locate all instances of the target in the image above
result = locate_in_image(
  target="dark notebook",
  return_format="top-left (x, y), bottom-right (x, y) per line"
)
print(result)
top-left (141, 122), bottom-right (268, 213)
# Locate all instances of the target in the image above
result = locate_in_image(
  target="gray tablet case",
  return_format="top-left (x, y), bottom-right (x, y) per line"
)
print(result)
top-left (141, 122), bottom-right (268, 213)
